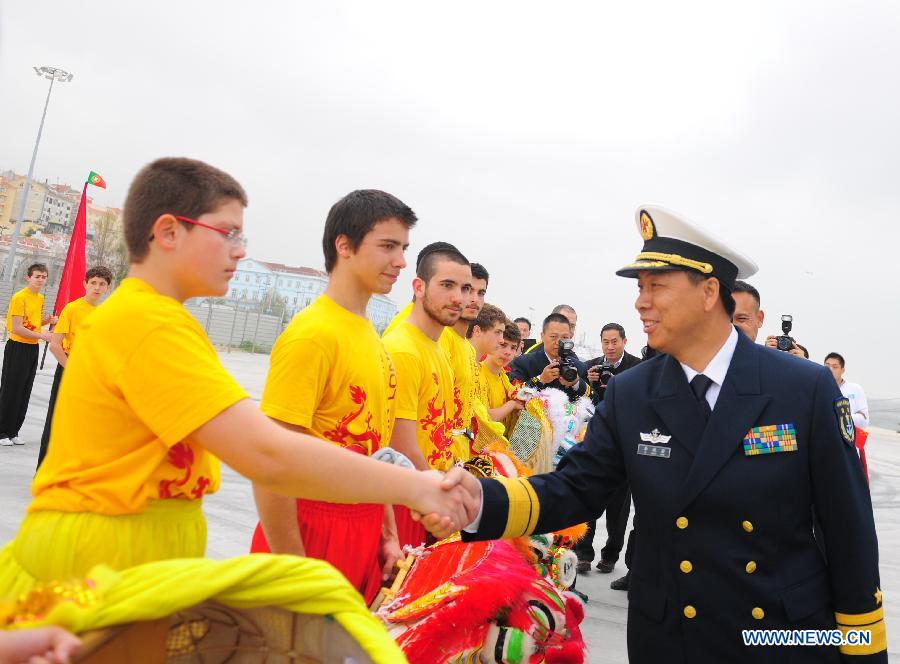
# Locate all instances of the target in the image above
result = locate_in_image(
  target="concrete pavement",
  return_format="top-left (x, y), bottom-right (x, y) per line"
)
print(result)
top-left (0, 348), bottom-right (897, 660)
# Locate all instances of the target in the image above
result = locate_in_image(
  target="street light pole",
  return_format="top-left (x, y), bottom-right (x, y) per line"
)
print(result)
top-left (5, 66), bottom-right (74, 283)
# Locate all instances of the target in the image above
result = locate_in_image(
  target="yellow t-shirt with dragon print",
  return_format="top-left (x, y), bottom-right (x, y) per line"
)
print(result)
top-left (261, 295), bottom-right (396, 456)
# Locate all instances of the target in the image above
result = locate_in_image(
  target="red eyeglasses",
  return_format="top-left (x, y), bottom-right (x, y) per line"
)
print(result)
top-left (173, 215), bottom-right (247, 247)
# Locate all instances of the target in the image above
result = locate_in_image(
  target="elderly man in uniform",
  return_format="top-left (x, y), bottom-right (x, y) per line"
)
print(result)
top-left (443, 206), bottom-right (885, 662)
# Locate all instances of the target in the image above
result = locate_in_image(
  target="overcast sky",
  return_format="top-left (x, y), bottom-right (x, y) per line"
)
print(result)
top-left (1, 1), bottom-right (897, 397)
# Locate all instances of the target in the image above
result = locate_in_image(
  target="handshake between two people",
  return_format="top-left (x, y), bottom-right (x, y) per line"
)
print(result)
top-left (409, 467), bottom-right (484, 540)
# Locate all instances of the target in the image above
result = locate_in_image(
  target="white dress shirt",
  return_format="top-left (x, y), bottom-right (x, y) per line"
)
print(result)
top-left (678, 326), bottom-right (739, 411)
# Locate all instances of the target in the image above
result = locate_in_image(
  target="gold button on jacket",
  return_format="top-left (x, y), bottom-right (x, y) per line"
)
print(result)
top-left (680, 560), bottom-right (693, 573)
top-left (742, 520), bottom-right (754, 533)
top-left (752, 607), bottom-right (765, 620)
top-left (745, 561), bottom-right (757, 574)
top-left (676, 516), bottom-right (688, 529)
top-left (683, 605), bottom-right (697, 619)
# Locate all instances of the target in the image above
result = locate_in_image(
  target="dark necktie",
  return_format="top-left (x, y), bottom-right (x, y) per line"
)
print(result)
top-left (690, 374), bottom-right (714, 421)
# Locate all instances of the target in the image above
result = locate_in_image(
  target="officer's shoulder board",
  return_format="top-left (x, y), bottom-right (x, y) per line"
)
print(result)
top-left (833, 397), bottom-right (855, 446)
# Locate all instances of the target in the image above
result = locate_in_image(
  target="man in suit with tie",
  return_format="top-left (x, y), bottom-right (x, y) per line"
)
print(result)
top-left (450, 205), bottom-right (885, 662)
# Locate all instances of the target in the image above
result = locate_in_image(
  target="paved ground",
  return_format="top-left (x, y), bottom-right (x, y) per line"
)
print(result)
top-left (1, 348), bottom-right (897, 660)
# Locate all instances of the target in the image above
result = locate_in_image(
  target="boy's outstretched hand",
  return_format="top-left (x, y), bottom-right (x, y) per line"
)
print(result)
top-left (413, 467), bottom-right (483, 540)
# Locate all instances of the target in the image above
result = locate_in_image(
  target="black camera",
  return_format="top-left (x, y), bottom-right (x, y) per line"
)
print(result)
top-left (557, 339), bottom-right (580, 382)
top-left (775, 315), bottom-right (794, 352)
top-left (592, 359), bottom-right (615, 388)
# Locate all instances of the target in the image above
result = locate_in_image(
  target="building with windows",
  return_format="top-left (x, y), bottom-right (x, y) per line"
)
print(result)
top-left (226, 258), bottom-right (399, 332)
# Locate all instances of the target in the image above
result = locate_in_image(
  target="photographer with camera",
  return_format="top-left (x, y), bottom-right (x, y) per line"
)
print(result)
top-left (764, 314), bottom-right (808, 358)
top-left (577, 323), bottom-right (642, 574)
top-left (508, 312), bottom-right (590, 401)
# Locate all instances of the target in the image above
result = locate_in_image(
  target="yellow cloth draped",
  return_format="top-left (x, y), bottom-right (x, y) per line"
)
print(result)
top-left (2, 556), bottom-right (404, 664)
top-left (0, 500), bottom-right (406, 663)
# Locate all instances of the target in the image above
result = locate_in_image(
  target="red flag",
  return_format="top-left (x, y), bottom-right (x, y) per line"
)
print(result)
top-left (53, 182), bottom-right (88, 314)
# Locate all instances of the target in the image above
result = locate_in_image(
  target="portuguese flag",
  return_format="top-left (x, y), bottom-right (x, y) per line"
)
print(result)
top-left (88, 170), bottom-right (107, 189)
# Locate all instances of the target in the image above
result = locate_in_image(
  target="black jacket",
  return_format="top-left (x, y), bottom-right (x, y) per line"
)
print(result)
top-left (467, 331), bottom-right (885, 663)
top-left (507, 346), bottom-right (591, 401)
top-left (586, 350), bottom-right (642, 404)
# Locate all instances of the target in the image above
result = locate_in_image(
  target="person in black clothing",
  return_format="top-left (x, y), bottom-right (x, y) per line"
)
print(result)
top-left (575, 323), bottom-right (642, 573)
top-left (507, 312), bottom-right (590, 401)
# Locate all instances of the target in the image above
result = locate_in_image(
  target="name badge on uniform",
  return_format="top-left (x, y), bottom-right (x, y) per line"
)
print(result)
top-left (743, 424), bottom-right (797, 456)
top-left (637, 429), bottom-right (672, 458)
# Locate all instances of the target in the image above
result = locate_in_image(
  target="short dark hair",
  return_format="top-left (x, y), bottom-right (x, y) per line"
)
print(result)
top-left (322, 189), bottom-right (417, 273)
top-left (503, 321), bottom-right (522, 343)
top-left (26, 263), bottom-right (48, 276)
top-left (467, 303), bottom-right (506, 339)
top-left (796, 344), bottom-right (810, 359)
top-left (601, 323), bottom-right (626, 340)
top-left (124, 157), bottom-right (247, 263)
top-left (542, 312), bottom-right (572, 332)
top-left (470, 263), bottom-right (489, 284)
top-left (733, 280), bottom-right (761, 309)
top-left (85, 266), bottom-right (113, 284)
top-left (824, 352), bottom-right (845, 368)
top-left (417, 244), bottom-right (469, 284)
top-left (684, 271), bottom-right (736, 318)
top-left (552, 304), bottom-right (576, 316)
top-left (514, 317), bottom-right (531, 330)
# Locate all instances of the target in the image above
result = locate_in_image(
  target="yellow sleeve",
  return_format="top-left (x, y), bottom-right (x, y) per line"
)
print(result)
top-left (260, 337), bottom-right (329, 428)
top-left (54, 301), bottom-right (76, 334)
top-left (117, 323), bottom-right (248, 447)
top-left (389, 350), bottom-right (422, 421)
top-left (8, 292), bottom-right (25, 317)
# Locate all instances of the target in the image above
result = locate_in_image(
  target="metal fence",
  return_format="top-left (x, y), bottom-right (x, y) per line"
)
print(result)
top-left (185, 299), bottom-right (289, 353)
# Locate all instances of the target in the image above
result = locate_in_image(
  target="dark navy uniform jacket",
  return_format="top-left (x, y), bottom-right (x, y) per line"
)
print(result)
top-left (465, 330), bottom-right (885, 662)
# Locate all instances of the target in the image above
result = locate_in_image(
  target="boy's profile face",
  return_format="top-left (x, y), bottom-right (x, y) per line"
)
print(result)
top-left (84, 276), bottom-right (111, 304)
top-left (344, 217), bottom-right (409, 295)
top-left (176, 199), bottom-right (246, 298)
top-left (491, 337), bottom-right (517, 366)
top-left (26, 270), bottom-right (48, 292)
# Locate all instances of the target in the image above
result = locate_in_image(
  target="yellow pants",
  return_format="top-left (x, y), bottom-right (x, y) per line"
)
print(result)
top-left (0, 500), bottom-right (407, 664)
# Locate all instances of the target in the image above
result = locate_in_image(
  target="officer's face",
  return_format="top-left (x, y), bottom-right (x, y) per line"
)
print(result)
top-left (542, 321), bottom-right (572, 360)
top-left (635, 270), bottom-right (715, 357)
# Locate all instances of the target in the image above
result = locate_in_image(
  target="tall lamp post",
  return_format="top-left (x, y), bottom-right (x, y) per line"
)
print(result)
top-left (5, 66), bottom-right (74, 283)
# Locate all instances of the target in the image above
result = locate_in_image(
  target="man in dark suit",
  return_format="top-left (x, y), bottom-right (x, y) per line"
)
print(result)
top-left (507, 312), bottom-right (591, 401)
top-left (450, 205), bottom-right (885, 662)
top-left (576, 322), bottom-right (642, 574)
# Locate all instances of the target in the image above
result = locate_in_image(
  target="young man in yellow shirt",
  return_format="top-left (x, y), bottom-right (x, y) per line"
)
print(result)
top-left (9, 157), bottom-right (471, 600)
top-left (481, 320), bottom-right (524, 435)
top-left (0, 263), bottom-right (56, 447)
top-left (37, 265), bottom-right (113, 468)
top-left (250, 189), bottom-right (415, 603)
top-left (442, 262), bottom-right (489, 460)
top-left (383, 244), bottom-right (471, 546)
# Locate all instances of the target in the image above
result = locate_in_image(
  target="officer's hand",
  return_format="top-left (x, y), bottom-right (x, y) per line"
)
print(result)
top-left (539, 362), bottom-right (560, 384)
top-left (587, 366), bottom-right (600, 382)
top-left (507, 399), bottom-right (525, 413)
top-left (765, 335), bottom-right (778, 348)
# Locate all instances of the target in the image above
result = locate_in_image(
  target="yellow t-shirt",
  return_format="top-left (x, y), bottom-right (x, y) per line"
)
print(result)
top-left (261, 295), bottom-right (395, 456)
top-left (54, 297), bottom-right (96, 354)
top-left (481, 362), bottom-right (516, 410)
top-left (383, 321), bottom-right (455, 471)
top-left (440, 328), bottom-right (477, 462)
top-left (31, 278), bottom-right (248, 515)
top-left (382, 301), bottom-right (413, 338)
top-left (6, 288), bottom-right (44, 344)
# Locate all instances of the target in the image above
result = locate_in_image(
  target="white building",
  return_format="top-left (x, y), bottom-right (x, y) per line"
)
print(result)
top-left (40, 185), bottom-right (79, 234)
top-left (227, 258), bottom-right (399, 332)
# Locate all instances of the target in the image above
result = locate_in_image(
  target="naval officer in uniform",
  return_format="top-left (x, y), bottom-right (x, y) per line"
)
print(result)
top-left (445, 205), bottom-right (886, 662)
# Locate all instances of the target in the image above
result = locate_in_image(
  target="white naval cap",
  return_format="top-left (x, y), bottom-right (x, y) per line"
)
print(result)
top-left (615, 205), bottom-right (758, 289)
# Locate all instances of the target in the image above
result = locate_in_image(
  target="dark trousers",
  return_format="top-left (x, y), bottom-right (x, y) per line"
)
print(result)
top-left (0, 340), bottom-right (39, 439)
top-left (37, 363), bottom-right (63, 469)
top-left (624, 519), bottom-right (636, 569)
top-left (576, 481), bottom-right (631, 562)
